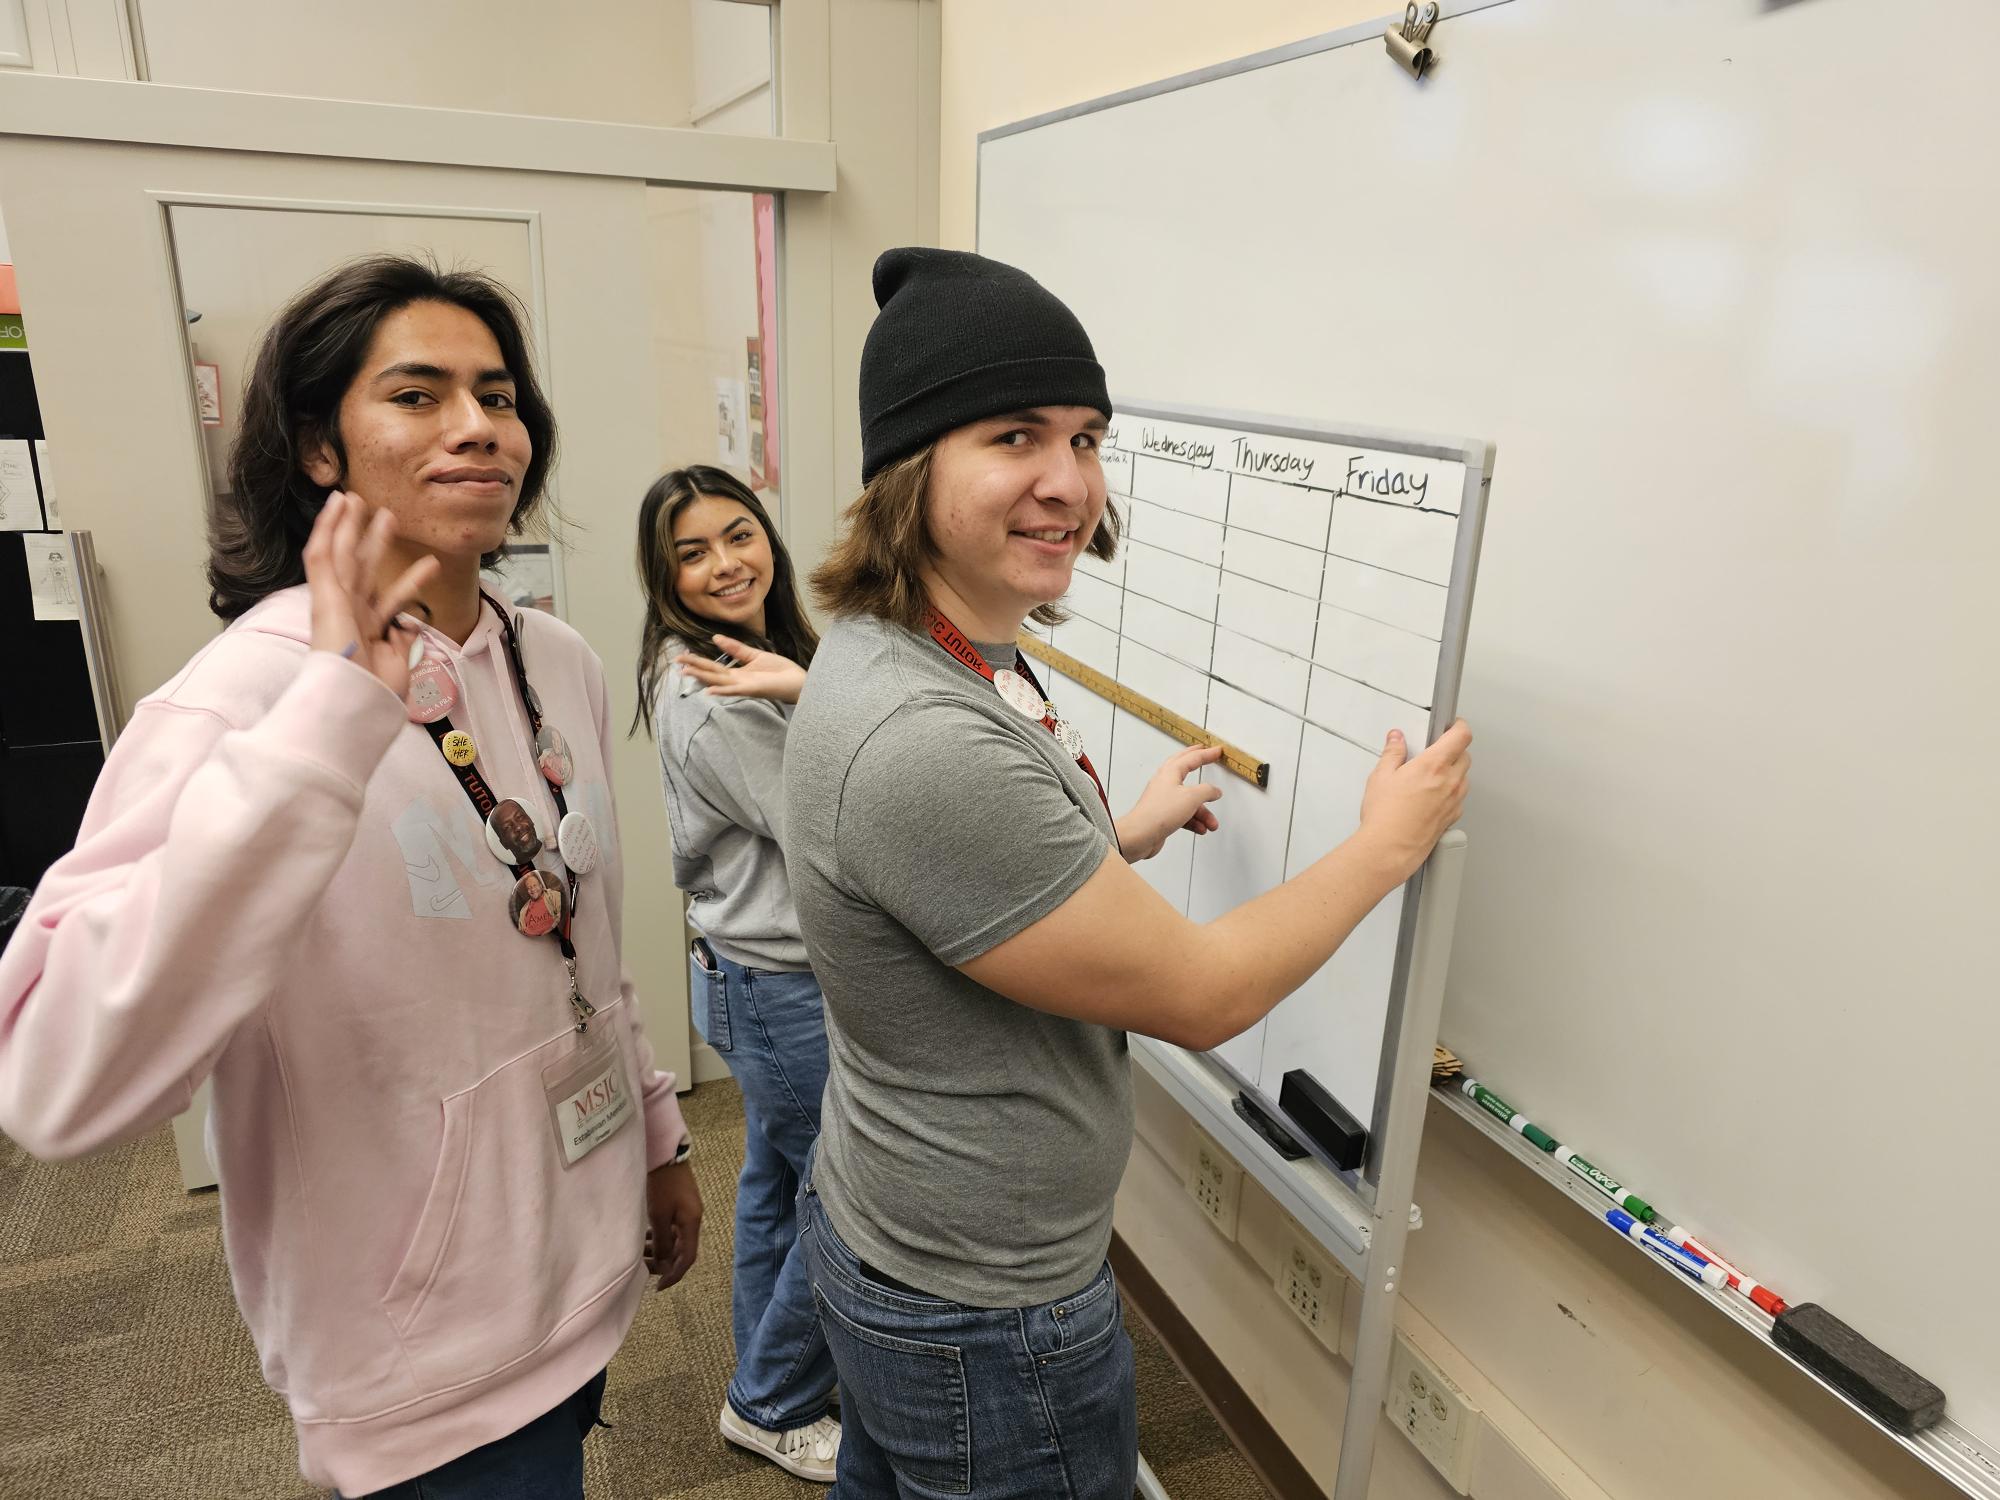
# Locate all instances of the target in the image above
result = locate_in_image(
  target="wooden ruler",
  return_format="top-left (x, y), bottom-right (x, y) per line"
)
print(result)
top-left (1017, 634), bottom-right (1271, 788)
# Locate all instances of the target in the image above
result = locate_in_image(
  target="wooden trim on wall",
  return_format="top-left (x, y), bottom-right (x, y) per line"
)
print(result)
top-left (1111, 1231), bottom-right (1326, 1500)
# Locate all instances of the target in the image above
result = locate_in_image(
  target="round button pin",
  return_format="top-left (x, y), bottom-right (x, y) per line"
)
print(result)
top-left (992, 668), bottom-right (1045, 720)
top-left (404, 656), bottom-right (459, 725)
top-left (558, 811), bottom-right (599, 874)
top-left (440, 729), bottom-right (477, 767)
top-left (1056, 719), bottom-right (1085, 758)
top-left (509, 867), bottom-right (562, 938)
top-left (535, 725), bottom-right (573, 788)
top-left (485, 798), bottom-right (544, 864)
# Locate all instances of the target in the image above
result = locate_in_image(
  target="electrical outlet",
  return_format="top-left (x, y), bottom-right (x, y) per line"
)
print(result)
top-left (1184, 1126), bottom-right (1242, 1238)
top-left (1387, 1332), bottom-right (1479, 1493)
top-left (1274, 1232), bottom-right (1339, 1349)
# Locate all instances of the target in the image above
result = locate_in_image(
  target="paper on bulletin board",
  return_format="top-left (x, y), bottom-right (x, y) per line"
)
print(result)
top-left (0, 439), bottom-right (37, 530)
top-left (27, 532), bottom-right (79, 621)
top-left (34, 441), bottom-right (55, 525)
top-left (714, 377), bottom-right (747, 468)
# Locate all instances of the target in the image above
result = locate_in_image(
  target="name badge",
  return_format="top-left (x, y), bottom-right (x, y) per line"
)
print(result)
top-left (542, 1028), bottom-right (634, 1168)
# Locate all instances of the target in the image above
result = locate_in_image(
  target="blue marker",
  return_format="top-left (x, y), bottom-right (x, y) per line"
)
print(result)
top-left (1606, 1209), bottom-right (1728, 1289)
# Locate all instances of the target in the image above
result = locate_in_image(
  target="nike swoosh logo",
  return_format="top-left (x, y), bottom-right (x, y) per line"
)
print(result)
top-left (430, 890), bottom-right (465, 912)
top-left (405, 854), bottom-right (442, 883)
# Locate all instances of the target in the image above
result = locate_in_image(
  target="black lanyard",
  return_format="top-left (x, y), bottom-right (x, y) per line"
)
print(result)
top-left (420, 593), bottom-right (595, 1031)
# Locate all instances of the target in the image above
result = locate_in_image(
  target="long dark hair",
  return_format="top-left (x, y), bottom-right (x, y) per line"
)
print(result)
top-left (207, 254), bottom-right (558, 619)
top-left (632, 466), bottom-right (818, 736)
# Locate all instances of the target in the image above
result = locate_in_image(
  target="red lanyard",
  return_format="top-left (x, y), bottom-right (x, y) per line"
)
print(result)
top-left (921, 605), bottom-right (1110, 815)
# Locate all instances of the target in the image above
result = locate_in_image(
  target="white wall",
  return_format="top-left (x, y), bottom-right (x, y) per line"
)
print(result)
top-left (942, 4), bottom-right (1967, 1497)
top-left (136, 1), bottom-right (697, 127)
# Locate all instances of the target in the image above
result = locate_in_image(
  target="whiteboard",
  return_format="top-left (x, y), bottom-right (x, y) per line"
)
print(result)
top-left (1043, 407), bottom-right (1488, 1131)
top-left (979, 0), bottom-right (2000, 1443)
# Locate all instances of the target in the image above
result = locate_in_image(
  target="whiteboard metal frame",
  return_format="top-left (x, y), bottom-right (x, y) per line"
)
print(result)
top-left (1136, 831), bottom-right (1470, 1500)
top-left (1113, 398), bottom-right (1492, 1209)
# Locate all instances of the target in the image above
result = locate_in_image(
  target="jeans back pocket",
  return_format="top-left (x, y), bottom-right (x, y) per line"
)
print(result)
top-left (810, 1286), bottom-right (971, 1494)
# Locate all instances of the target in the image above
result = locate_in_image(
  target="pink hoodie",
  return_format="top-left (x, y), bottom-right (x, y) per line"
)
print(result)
top-left (0, 585), bottom-right (689, 1495)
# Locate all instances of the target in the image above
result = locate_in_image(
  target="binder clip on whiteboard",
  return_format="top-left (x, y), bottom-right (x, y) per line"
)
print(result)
top-left (1386, 2), bottom-right (1439, 79)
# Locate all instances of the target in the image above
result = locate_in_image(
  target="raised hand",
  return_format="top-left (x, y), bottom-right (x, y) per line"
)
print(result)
top-left (1115, 744), bottom-right (1224, 862)
top-left (671, 634), bottom-right (808, 705)
top-left (304, 490), bottom-right (438, 697)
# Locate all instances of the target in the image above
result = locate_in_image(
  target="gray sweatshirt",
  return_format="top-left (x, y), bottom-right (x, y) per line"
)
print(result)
top-left (652, 641), bottom-right (807, 971)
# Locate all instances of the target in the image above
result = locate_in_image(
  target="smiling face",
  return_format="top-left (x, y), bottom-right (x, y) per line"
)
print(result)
top-left (920, 405), bottom-right (1108, 640)
top-left (671, 493), bottom-right (775, 640)
top-left (303, 299), bottom-right (532, 569)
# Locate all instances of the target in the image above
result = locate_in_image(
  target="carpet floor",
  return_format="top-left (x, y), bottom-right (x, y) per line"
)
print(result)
top-left (0, 1079), bottom-right (1270, 1499)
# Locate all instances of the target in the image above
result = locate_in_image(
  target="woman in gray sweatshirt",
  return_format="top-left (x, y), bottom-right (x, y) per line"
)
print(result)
top-left (633, 466), bottom-right (838, 1483)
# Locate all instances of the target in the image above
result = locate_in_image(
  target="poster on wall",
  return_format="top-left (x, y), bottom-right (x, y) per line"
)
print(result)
top-left (714, 376), bottom-right (748, 469)
top-left (482, 543), bottom-right (560, 617)
top-left (193, 361), bottom-right (224, 427)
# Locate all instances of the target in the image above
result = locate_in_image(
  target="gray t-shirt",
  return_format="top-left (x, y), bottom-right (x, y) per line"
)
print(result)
top-left (654, 639), bottom-right (807, 971)
top-left (785, 613), bottom-right (1133, 1307)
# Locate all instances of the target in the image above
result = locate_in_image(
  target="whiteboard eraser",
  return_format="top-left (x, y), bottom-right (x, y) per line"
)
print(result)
top-left (1279, 1069), bottom-right (1367, 1171)
top-left (1772, 1304), bottom-right (1945, 1434)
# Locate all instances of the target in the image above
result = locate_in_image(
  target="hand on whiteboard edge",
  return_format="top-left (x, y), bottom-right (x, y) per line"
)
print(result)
top-left (1115, 744), bottom-right (1224, 863)
top-left (1355, 719), bottom-right (1471, 884)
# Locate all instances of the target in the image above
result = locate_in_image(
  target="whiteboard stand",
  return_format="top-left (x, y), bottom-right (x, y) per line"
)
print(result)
top-left (1135, 1454), bottom-right (1169, 1499)
top-left (1132, 829), bottom-right (1469, 1500)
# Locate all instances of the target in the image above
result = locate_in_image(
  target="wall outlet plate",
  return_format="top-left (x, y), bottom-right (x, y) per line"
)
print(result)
top-left (1275, 1230), bottom-right (1339, 1349)
top-left (1387, 1332), bottom-right (1479, 1493)
top-left (1185, 1125), bottom-right (1243, 1238)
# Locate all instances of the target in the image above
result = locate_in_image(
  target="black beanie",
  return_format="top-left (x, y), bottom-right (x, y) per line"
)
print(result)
top-left (859, 248), bottom-right (1112, 481)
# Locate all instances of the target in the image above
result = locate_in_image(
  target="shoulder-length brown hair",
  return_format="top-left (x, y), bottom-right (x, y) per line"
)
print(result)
top-left (207, 254), bottom-right (557, 620)
top-left (631, 466), bottom-right (819, 737)
top-left (810, 444), bottom-right (1120, 633)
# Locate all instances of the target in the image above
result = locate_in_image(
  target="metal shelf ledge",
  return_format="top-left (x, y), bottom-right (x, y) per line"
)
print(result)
top-left (1431, 1085), bottom-right (2000, 1500)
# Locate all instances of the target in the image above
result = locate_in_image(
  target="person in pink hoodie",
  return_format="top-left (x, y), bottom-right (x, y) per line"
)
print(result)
top-left (0, 255), bottom-right (703, 1499)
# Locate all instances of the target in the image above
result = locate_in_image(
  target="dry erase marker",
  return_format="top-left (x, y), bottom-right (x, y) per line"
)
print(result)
top-left (1660, 1227), bottom-right (1789, 1316)
top-left (1608, 1209), bottom-right (1728, 1288)
top-left (1554, 1146), bottom-right (1656, 1223)
top-left (1459, 1078), bottom-right (1559, 1152)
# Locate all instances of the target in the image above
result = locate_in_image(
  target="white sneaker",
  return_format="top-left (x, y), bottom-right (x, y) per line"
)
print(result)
top-left (719, 1402), bottom-right (841, 1482)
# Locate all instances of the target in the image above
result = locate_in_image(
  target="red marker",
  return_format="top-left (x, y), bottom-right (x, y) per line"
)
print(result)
top-left (1660, 1227), bottom-right (1788, 1317)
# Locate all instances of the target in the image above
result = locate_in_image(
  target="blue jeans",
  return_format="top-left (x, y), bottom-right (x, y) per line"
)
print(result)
top-left (800, 1177), bottom-right (1138, 1499)
top-left (691, 944), bottom-right (837, 1430)
top-left (340, 1370), bottom-right (606, 1498)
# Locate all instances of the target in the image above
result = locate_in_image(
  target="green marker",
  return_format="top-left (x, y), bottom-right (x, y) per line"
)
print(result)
top-left (1553, 1146), bottom-right (1656, 1224)
top-left (1460, 1078), bottom-right (1559, 1153)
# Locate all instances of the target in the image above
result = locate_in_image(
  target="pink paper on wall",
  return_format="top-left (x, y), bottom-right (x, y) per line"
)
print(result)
top-left (752, 194), bottom-right (779, 492)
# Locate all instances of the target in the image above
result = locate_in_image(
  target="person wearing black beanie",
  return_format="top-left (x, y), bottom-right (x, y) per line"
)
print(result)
top-left (858, 247), bottom-right (1112, 482)
top-left (773, 247), bottom-right (1472, 1498)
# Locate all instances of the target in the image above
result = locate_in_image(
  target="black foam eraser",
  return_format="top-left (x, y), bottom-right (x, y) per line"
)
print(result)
top-left (1278, 1069), bottom-right (1367, 1171)
top-left (1772, 1304), bottom-right (1945, 1434)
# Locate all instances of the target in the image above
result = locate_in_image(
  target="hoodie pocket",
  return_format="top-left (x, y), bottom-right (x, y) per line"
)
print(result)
top-left (381, 1001), bottom-right (647, 1386)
